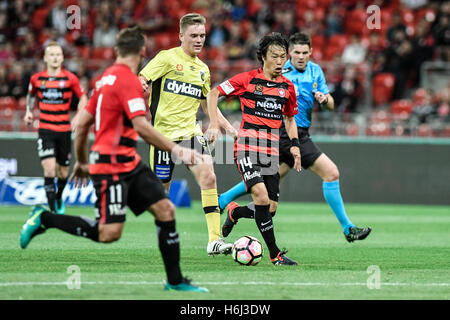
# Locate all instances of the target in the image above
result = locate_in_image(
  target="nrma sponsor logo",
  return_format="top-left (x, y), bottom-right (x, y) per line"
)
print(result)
top-left (164, 79), bottom-right (202, 98)
top-left (256, 98), bottom-right (282, 113)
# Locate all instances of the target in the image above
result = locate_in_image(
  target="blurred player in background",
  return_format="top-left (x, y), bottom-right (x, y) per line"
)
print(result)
top-left (207, 32), bottom-right (301, 265)
top-left (20, 26), bottom-right (208, 293)
top-left (219, 32), bottom-right (371, 242)
top-left (24, 41), bottom-right (88, 215)
top-left (139, 13), bottom-right (237, 256)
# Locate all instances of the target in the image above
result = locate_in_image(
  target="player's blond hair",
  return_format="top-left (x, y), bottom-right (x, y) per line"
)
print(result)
top-left (45, 41), bottom-right (62, 52)
top-left (179, 13), bottom-right (206, 33)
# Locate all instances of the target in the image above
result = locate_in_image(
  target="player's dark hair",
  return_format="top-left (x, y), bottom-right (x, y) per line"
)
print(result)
top-left (256, 32), bottom-right (288, 66)
top-left (116, 26), bottom-right (145, 57)
top-left (288, 32), bottom-right (312, 49)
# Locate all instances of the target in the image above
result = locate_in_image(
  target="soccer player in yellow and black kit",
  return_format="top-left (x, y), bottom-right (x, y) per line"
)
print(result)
top-left (139, 13), bottom-right (237, 255)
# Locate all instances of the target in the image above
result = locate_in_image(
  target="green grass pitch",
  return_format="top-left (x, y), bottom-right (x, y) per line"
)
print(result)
top-left (0, 202), bottom-right (449, 300)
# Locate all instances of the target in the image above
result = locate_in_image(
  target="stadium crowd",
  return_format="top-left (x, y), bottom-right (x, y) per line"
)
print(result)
top-left (0, 0), bottom-right (449, 136)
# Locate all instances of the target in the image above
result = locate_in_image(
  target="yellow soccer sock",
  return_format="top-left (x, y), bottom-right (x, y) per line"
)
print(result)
top-left (201, 188), bottom-right (221, 243)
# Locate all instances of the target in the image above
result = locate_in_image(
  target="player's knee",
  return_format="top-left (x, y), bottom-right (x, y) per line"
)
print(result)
top-left (152, 199), bottom-right (176, 221)
top-left (200, 169), bottom-right (216, 189)
top-left (99, 226), bottom-right (122, 243)
top-left (251, 187), bottom-right (269, 205)
top-left (323, 165), bottom-right (339, 182)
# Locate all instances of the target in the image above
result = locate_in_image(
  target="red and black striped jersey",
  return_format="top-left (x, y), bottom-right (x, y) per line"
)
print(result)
top-left (85, 63), bottom-right (147, 176)
top-left (217, 68), bottom-right (298, 156)
top-left (28, 69), bottom-right (85, 132)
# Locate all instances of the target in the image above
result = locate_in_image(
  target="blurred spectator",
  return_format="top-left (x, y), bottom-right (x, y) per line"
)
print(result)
top-left (230, 0), bottom-right (247, 21)
top-left (134, 0), bottom-right (171, 33)
top-left (0, 10), bottom-right (14, 43)
top-left (366, 32), bottom-right (385, 64)
top-left (117, 0), bottom-right (135, 28)
top-left (17, 32), bottom-right (41, 59)
top-left (226, 21), bottom-right (246, 60)
top-left (386, 12), bottom-right (407, 45)
top-left (383, 39), bottom-right (413, 99)
top-left (8, 63), bottom-right (29, 99)
top-left (93, 18), bottom-right (119, 48)
top-left (411, 88), bottom-right (436, 124)
top-left (325, 2), bottom-right (344, 37)
top-left (0, 64), bottom-right (9, 96)
top-left (206, 16), bottom-right (230, 48)
top-left (0, 41), bottom-right (14, 62)
top-left (411, 19), bottom-right (435, 86)
top-left (341, 34), bottom-right (367, 65)
top-left (300, 9), bottom-right (324, 37)
top-left (7, 0), bottom-right (31, 36)
top-left (273, 6), bottom-right (299, 37)
top-left (333, 65), bottom-right (363, 113)
top-left (46, 0), bottom-right (68, 35)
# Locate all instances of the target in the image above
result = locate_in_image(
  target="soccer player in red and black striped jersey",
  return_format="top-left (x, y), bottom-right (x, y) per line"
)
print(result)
top-left (24, 41), bottom-right (88, 214)
top-left (207, 33), bottom-right (301, 265)
top-left (19, 27), bottom-right (208, 292)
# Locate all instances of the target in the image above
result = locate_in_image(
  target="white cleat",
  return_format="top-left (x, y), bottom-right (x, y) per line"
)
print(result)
top-left (207, 238), bottom-right (232, 256)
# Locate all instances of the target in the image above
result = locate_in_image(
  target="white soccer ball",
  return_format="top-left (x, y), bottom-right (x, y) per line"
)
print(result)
top-left (231, 235), bottom-right (263, 266)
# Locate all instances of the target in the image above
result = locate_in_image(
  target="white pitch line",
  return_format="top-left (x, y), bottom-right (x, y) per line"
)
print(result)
top-left (0, 281), bottom-right (448, 287)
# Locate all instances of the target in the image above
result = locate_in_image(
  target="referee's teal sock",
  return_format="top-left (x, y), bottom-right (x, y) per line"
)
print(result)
top-left (323, 180), bottom-right (354, 235)
top-left (219, 181), bottom-right (247, 210)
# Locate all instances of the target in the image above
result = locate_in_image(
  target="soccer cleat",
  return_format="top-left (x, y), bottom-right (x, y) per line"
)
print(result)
top-left (164, 277), bottom-right (209, 293)
top-left (55, 199), bottom-right (66, 215)
top-left (222, 201), bottom-right (239, 237)
top-left (345, 226), bottom-right (372, 243)
top-left (270, 251), bottom-right (298, 266)
top-left (19, 205), bottom-right (47, 249)
top-left (207, 238), bottom-right (232, 256)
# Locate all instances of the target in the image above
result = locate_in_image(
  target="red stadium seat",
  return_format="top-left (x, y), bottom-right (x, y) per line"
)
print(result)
top-left (0, 97), bottom-right (16, 110)
top-left (390, 99), bottom-right (413, 119)
top-left (0, 98), bottom-right (15, 132)
top-left (345, 9), bottom-right (366, 36)
top-left (17, 97), bottom-right (27, 111)
top-left (372, 73), bottom-right (395, 106)
top-left (31, 8), bottom-right (50, 30)
top-left (311, 47), bottom-right (323, 61)
top-left (311, 34), bottom-right (325, 50)
top-left (91, 47), bottom-right (115, 60)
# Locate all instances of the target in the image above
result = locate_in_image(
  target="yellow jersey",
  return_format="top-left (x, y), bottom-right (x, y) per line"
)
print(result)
top-left (139, 46), bottom-right (211, 141)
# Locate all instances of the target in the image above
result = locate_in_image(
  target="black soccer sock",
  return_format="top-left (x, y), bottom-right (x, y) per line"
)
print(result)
top-left (233, 206), bottom-right (255, 220)
top-left (155, 220), bottom-right (183, 285)
top-left (254, 204), bottom-right (280, 259)
top-left (41, 211), bottom-right (99, 242)
top-left (233, 202), bottom-right (275, 219)
top-left (56, 178), bottom-right (68, 200)
top-left (44, 177), bottom-right (56, 212)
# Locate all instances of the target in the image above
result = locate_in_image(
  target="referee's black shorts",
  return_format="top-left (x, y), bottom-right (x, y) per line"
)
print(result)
top-left (90, 161), bottom-right (168, 224)
top-left (279, 126), bottom-right (322, 170)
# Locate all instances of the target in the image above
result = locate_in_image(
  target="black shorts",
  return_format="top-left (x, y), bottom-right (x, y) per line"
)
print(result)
top-left (279, 126), bottom-right (322, 169)
top-left (90, 161), bottom-right (168, 224)
top-left (150, 135), bottom-right (211, 183)
top-left (37, 129), bottom-right (72, 166)
top-left (235, 152), bottom-right (280, 202)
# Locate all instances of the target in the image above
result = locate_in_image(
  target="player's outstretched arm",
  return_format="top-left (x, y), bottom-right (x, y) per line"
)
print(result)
top-left (23, 93), bottom-right (36, 125)
top-left (71, 94), bottom-right (88, 133)
top-left (71, 108), bottom-right (93, 188)
top-left (132, 115), bottom-right (203, 165)
top-left (205, 88), bottom-right (237, 143)
top-left (284, 115), bottom-right (302, 172)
